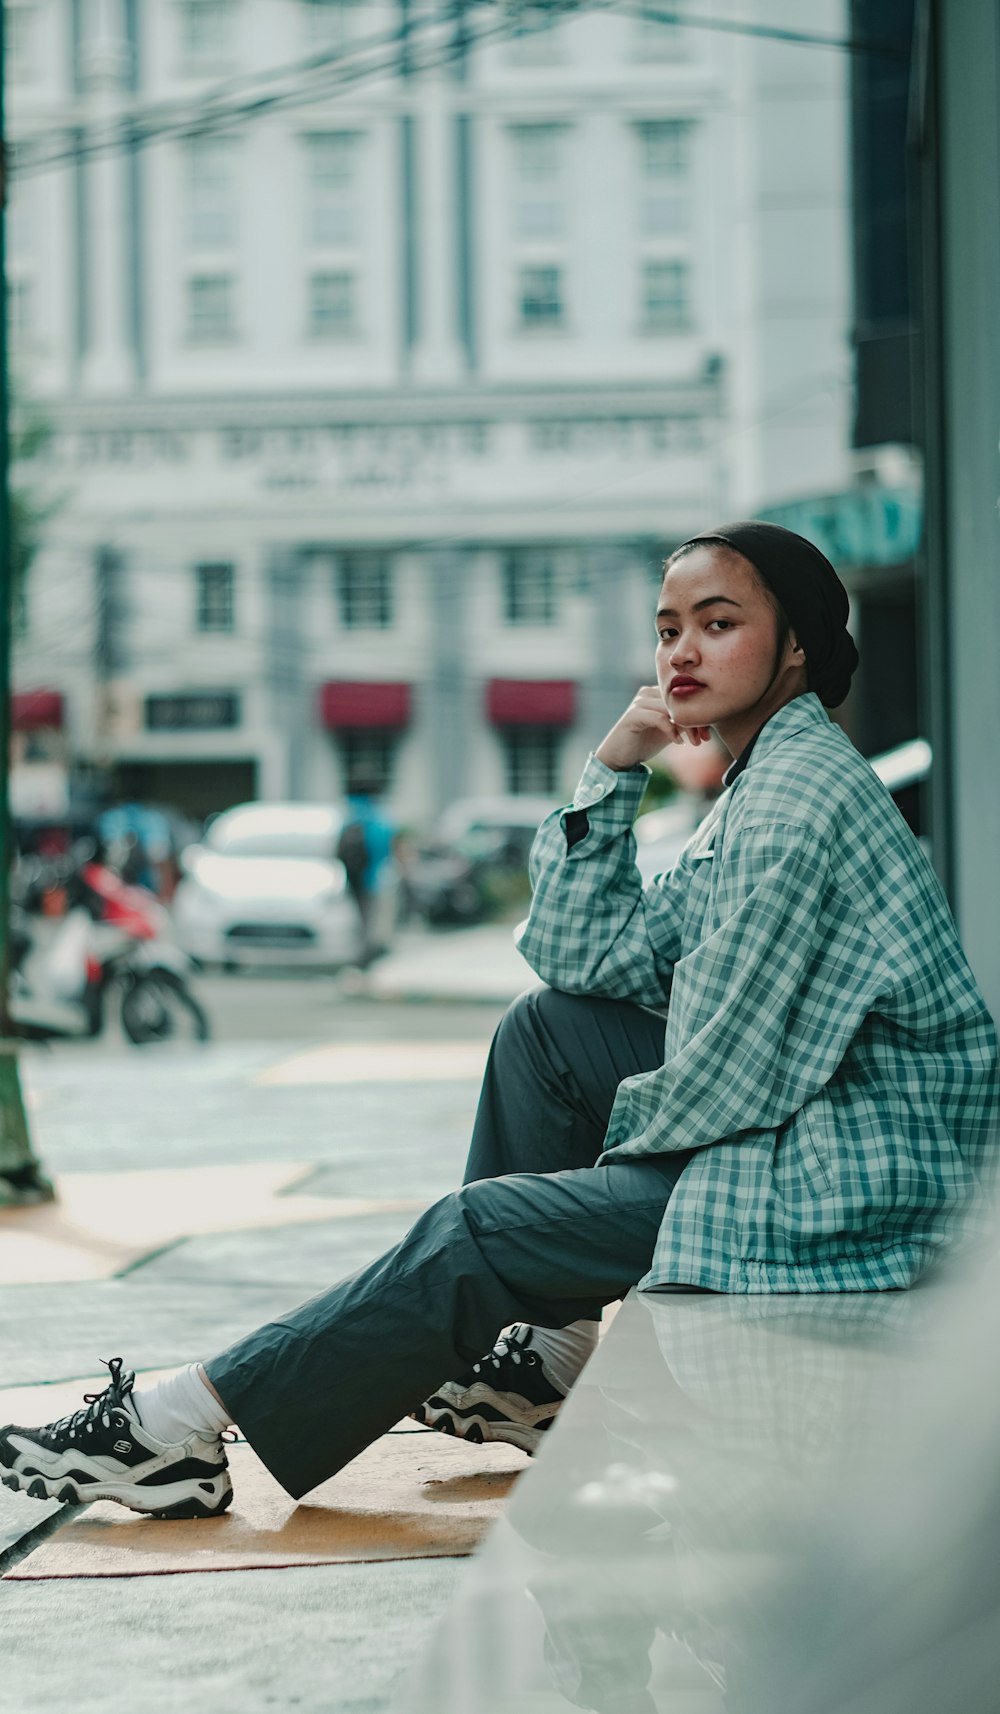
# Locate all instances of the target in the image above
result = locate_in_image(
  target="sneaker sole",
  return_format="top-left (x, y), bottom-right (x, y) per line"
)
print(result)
top-left (410, 1400), bottom-right (554, 1455)
top-left (1, 1465), bottom-right (233, 1519)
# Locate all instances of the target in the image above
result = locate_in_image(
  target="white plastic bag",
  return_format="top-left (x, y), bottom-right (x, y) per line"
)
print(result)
top-left (45, 908), bottom-right (91, 1002)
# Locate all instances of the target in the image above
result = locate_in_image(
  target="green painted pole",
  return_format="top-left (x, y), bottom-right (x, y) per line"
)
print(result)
top-left (0, 4), bottom-right (53, 1206)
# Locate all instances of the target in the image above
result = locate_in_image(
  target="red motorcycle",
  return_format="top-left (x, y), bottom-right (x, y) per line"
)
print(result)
top-left (10, 848), bottom-right (210, 1045)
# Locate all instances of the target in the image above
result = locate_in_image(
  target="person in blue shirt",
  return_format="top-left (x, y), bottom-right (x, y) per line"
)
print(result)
top-left (338, 783), bottom-right (398, 968)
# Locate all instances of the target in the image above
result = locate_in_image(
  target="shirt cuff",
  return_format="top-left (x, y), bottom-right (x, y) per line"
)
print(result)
top-left (562, 754), bottom-right (649, 848)
top-left (571, 753), bottom-right (650, 811)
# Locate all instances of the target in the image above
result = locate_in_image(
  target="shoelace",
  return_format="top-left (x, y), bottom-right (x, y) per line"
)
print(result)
top-left (471, 1324), bottom-right (537, 1376)
top-left (45, 1356), bottom-right (135, 1443)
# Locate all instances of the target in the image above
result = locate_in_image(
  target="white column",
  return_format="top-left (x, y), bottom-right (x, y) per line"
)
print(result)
top-left (78, 0), bottom-right (135, 393)
top-left (409, 84), bottom-right (466, 386)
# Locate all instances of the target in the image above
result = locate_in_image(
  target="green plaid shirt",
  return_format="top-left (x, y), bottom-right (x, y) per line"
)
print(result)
top-left (518, 694), bottom-right (1000, 1293)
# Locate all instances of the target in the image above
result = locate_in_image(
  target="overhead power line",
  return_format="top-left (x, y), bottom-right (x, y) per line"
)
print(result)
top-left (8, 0), bottom-right (909, 182)
top-left (9, 5), bottom-right (539, 180)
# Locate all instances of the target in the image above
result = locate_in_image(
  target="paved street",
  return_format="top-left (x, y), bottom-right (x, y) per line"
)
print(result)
top-left (42, 918), bottom-right (533, 1052)
top-left (0, 923), bottom-right (531, 1712)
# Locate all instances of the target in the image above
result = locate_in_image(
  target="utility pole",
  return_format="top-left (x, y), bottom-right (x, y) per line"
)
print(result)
top-left (0, 5), bottom-right (54, 1206)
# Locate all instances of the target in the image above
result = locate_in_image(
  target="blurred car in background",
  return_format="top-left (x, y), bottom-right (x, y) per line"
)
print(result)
top-left (403, 794), bottom-right (558, 925)
top-left (633, 798), bottom-right (703, 886)
top-left (172, 802), bottom-right (363, 969)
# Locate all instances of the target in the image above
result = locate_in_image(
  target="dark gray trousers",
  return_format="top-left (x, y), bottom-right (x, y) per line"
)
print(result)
top-left (207, 988), bottom-right (692, 1498)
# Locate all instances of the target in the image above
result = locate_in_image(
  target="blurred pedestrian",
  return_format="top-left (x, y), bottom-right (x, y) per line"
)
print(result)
top-left (336, 781), bottom-right (397, 968)
top-left (3, 523), bottom-right (998, 1520)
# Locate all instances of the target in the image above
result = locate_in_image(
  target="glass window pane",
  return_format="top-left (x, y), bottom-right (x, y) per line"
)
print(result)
top-left (6, 276), bottom-right (34, 348)
top-left (186, 274), bottom-right (236, 340)
top-left (340, 729), bottom-right (395, 795)
top-left (305, 133), bottom-right (360, 247)
top-left (303, 0), bottom-right (356, 47)
top-left (180, 2), bottom-right (237, 73)
top-left (336, 554), bottom-right (393, 628)
top-left (6, 4), bottom-right (37, 81)
top-left (501, 728), bottom-right (560, 794)
top-left (512, 124), bottom-right (562, 182)
top-left (518, 266), bottom-right (564, 329)
top-left (186, 138), bottom-right (238, 248)
top-left (503, 552), bottom-right (558, 624)
top-left (309, 270), bottom-right (356, 336)
top-left (641, 259), bottom-right (692, 331)
top-left (638, 120), bottom-right (692, 178)
top-left (196, 562), bottom-right (235, 631)
top-left (510, 124), bottom-right (566, 239)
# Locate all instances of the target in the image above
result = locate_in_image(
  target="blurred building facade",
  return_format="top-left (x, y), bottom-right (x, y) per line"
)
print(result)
top-left (8, 0), bottom-right (853, 825)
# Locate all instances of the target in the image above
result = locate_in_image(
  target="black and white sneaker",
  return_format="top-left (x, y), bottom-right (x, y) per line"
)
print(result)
top-left (0, 1358), bottom-right (233, 1520)
top-left (412, 1325), bottom-right (566, 1455)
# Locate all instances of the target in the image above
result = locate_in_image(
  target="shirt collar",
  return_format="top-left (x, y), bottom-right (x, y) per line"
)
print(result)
top-left (722, 693), bottom-right (829, 789)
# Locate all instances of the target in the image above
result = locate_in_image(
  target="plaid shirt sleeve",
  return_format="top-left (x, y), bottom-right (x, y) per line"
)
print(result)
top-left (603, 818), bottom-right (888, 1158)
top-left (516, 754), bottom-right (693, 1009)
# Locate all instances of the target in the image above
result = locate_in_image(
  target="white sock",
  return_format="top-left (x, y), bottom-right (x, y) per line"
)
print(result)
top-left (526, 1320), bottom-right (600, 1395)
top-left (130, 1364), bottom-right (233, 1445)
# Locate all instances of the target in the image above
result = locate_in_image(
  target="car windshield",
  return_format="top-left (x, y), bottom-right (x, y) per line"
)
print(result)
top-left (208, 809), bottom-right (337, 860)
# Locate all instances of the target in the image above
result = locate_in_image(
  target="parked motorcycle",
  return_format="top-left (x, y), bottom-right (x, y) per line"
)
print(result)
top-left (9, 846), bottom-right (210, 1045)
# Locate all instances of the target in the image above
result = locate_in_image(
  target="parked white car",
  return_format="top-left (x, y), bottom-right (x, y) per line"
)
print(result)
top-left (172, 802), bottom-right (363, 969)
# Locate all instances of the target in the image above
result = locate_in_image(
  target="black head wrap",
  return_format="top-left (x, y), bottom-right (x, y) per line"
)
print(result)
top-left (674, 520), bottom-right (859, 708)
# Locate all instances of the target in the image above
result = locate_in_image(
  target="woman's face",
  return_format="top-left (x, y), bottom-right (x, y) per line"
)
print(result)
top-left (655, 545), bottom-right (805, 750)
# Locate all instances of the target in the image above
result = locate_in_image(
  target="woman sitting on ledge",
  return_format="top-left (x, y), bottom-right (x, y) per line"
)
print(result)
top-left (3, 522), bottom-right (997, 1519)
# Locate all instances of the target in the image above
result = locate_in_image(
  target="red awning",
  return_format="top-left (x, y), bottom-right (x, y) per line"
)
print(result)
top-left (318, 681), bottom-right (412, 730)
top-left (12, 690), bottom-right (64, 731)
top-left (486, 679), bottom-right (576, 727)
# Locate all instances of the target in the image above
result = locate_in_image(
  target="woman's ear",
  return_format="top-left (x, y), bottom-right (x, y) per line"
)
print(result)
top-left (789, 631), bottom-right (805, 659)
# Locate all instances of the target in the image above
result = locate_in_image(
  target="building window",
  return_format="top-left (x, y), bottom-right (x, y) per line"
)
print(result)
top-left (629, 8), bottom-right (692, 61)
top-left (517, 265), bottom-right (564, 331)
top-left (302, 0), bottom-right (355, 47)
top-left (502, 551), bottom-right (558, 625)
top-left (6, 276), bottom-right (34, 349)
top-left (5, 4), bottom-right (37, 81)
top-left (336, 553), bottom-right (393, 629)
top-left (179, 1), bottom-right (238, 75)
top-left (636, 120), bottom-right (693, 236)
top-left (185, 273), bottom-right (237, 341)
top-left (510, 123), bottom-right (567, 240)
top-left (185, 138), bottom-right (238, 249)
top-left (641, 259), bottom-right (692, 332)
top-left (308, 270), bottom-right (357, 338)
top-left (500, 727), bottom-right (561, 795)
top-left (304, 132), bottom-right (361, 247)
top-left (506, 7), bottom-right (565, 66)
top-left (196, 562), bottom-right (235, 632)
top-left (339, 729), bottom-right (396, 797)
top-left (638, 120), bottom-right (691, 179)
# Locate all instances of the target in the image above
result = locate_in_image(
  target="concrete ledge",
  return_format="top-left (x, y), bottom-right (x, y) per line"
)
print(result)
top-left (390, 1284), bottom-right (944, 1712)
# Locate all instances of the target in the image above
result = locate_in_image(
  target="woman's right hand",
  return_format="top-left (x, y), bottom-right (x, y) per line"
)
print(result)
top-left (595, 687), bottom-right (712, 772)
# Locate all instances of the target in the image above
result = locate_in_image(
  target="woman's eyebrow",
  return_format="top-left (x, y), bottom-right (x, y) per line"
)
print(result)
top-left (656, 595), bottom-right (743, 619)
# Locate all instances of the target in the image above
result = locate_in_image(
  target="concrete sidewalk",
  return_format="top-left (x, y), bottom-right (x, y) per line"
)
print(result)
top-left (366, 920), bottom-right (535, 1005)
top-left (0, 1020), bottom-right (521, 1711)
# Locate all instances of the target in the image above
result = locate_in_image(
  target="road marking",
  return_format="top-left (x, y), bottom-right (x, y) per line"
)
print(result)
top-left (0, 1165), bottom-right (424, 1284)
top-left (254, 1041), bottom-right (489, 1086)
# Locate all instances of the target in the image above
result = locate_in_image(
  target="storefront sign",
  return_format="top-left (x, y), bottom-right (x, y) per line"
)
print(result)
top-left (145, 693), bottom-right (240, 731)
top-left (757, 489), bottom-right (922, 571)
